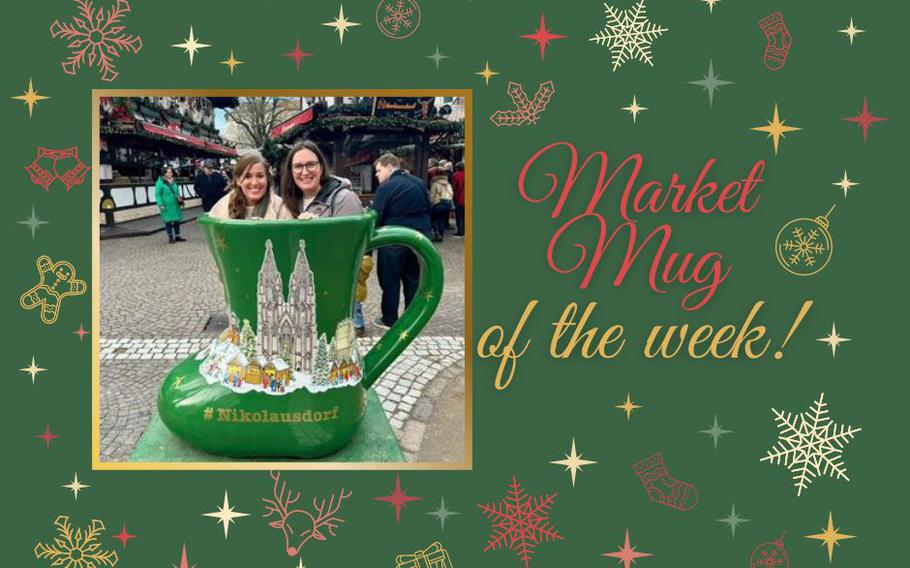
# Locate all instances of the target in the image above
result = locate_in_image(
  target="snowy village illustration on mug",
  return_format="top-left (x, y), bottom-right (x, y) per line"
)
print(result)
top-left (197, 239), bottom-right (364, 395)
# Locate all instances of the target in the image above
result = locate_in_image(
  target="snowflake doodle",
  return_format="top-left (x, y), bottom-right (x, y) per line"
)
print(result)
top-left (774, 207), bottom-right (835, 276)
top-left (376, 0), bottom-right (421, 40)
top-left (589, 0), bottom-right (668, 71)
top-left (760, 393), bottom-right (862, 496)
top-left (35, 515), bottom-right (119, 568)
top-left (478, 476), bottom-right (563, 568)
top-left (50, 0), bottom-right (143, 82)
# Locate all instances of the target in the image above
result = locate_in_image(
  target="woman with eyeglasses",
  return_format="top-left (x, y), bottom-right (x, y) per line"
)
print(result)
top-left (279, 140), bottom-right (363, 219)
top-left (279, 140), bottom-right (371, 335)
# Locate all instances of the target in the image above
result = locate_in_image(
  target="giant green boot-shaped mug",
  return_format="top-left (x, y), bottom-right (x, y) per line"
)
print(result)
top-left (157, 212), bottom-right (443, 458)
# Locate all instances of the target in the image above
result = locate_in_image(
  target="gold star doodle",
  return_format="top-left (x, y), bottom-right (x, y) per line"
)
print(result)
top-left (220, 51), bottom-right (244, 75)
top-left (12, 79), bottom-right (50, 117)
top-left (751, 103), bottom-right (801, 155)
top-left (20, 356), bottom-right (47, 384)
top-left (203, 491), bottom-right (249, 539)
top-left (615, 393), bottom-right (642, 421)
top-left (818, 323), bottom-right (851, 358)
top-left (63, 472), bottom-right (89, 500)
top-left (550, 438), bottom-right (597, 486)
top-left (323, 4), bottom-right (361, 45)
top-left (475, 62), bottom-right (499, 86)
top-left (172, 27), bottom-right (211, 65)
top-left (805, 511), bottom-right (855, 562)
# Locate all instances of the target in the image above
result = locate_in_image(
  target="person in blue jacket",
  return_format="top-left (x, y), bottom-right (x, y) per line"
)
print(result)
top-left (371, 153), bottom-right (432, 328)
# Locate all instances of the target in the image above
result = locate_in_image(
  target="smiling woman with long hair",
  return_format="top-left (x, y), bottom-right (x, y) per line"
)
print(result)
top-left (209, 154), bottom-right (286, 219)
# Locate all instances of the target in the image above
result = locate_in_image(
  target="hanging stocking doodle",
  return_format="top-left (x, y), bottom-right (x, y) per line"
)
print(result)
top-left (758, 12), bottom-right (792, 70)
top-left (632, 453), bottom-right (699, 511)
top-left (19, 255), bottom-right (87, 325)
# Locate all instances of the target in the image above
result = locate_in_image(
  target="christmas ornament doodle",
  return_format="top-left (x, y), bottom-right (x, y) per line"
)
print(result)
top-left (750, 534), bottom-right (789, 568)
top-left (490, 81), bottom-right (555, 127)
top-left (775, 205), bottom-right (835, 276)
top-left (376, 0), bottom-right (420, 40)
top-left (50, 0), bottom-right (143, 82)
top-left (20, 255), bottom-right (87, 325)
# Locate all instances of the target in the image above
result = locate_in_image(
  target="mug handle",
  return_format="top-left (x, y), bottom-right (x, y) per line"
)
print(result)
top-left (361, 227), bottom-right (444, 389)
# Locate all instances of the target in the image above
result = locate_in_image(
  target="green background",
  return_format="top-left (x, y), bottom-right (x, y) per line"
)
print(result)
top-left (3, 0), bottom-right (905, 566)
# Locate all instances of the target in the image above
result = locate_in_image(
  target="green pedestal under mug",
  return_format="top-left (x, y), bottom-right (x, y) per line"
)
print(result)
top-left (157, 212), bottom-right (443, 458)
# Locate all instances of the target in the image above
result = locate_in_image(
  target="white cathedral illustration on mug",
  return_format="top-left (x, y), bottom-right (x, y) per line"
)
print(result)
top-left (198, 239), bottom-right (363, 395)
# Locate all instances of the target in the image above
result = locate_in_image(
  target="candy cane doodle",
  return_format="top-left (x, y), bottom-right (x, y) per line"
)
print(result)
top-left (24, 147), bottom-right (90, 191)
top-left (19, 256), bottom-right (87, 325)
top-left (490, 80), bottom-right (555, 127)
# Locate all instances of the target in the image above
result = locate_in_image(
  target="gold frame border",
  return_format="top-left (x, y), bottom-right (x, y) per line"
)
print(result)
top-left (92, 89), bottom-right (473, 471)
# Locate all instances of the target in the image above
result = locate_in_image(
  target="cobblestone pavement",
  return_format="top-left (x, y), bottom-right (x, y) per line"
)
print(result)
top-left (100, 218), bottom-right (466, 463)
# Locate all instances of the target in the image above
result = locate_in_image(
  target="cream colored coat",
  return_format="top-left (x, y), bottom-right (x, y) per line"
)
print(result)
top-left (208, 191), bottom-right (292, 220)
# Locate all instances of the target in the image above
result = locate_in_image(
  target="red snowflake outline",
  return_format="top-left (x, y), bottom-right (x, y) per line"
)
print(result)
top-left (477, 476), bottom-right (563, 568)
top-left (50, 0), bottom-right (143, 82)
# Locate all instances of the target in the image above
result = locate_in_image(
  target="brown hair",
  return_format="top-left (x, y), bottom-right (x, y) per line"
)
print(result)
top-left (280, 140), bottom-right (332, 217)
top-left (374, 152), bottom-right (400, 169)
top-left (227, 154), bottom-right (273, 219)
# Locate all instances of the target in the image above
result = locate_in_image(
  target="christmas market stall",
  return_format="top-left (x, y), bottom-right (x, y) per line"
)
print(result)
top-left (268, 97), bottom-right (464, 197)
top-left (99, 96), bottom-right (238, 226)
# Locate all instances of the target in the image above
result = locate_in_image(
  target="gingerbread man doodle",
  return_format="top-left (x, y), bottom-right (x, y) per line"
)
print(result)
top-left (19, 256), bottom-right (87, 324)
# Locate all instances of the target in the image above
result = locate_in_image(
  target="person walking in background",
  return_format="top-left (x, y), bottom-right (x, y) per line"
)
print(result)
top-left (428, 163), bottom-right (454, 242)
top-left (372, 152), bottom-right (432, 328)
top-left (452, 161), bottom-right (465, 238)
top-left (155, 166), bottom-right (185, 243)
top-left (195, 159), bottom-right (227, 212)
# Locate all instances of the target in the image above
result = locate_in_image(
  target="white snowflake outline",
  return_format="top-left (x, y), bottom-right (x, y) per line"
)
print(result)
top-left (589, 0), bottom-right (668, 71)
top-left (760, 393), bottom-right (861, 496)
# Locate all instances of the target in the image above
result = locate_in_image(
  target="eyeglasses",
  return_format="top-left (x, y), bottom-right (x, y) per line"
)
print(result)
top-left (292, 161), bottom-right (320, 173)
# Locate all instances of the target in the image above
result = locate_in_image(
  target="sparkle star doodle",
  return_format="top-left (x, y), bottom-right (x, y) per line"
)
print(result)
top-left (50, 0), bottom-right (143, 82)
top-left (35, 516), bottom-right (119, 568)
top-left (490, 81), bottom-right (555, 127)
top-left (25, 147), bottom-right (90, 191)
top-left (20, 255), bottom-right (87, 325)
top-left (478, 476), bottom-right (562, 567)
